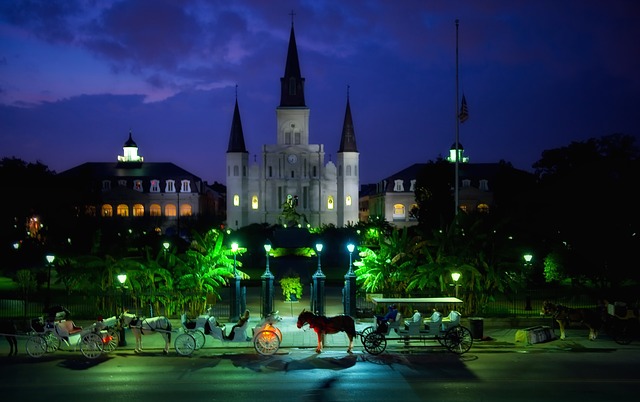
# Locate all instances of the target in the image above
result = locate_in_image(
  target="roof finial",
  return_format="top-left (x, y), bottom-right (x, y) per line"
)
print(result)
top-left (347, 84), bottom-right (350, 100)
top-left (235, 84), bottom-right (238, 99)
top-left (289, 9), bottom-right (296, 27)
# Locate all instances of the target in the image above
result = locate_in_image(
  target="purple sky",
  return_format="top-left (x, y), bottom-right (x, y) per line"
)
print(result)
top-left (1, 0), bottom-right (639, 185)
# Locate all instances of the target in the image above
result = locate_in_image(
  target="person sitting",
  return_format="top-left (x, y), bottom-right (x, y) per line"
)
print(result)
top-left (376, 304), bottom-right (398, 331)
top-left (225, 309), bottom-right (250, 340)
top-left (424, 307), bottom-right (442, 331)
top-left (205, 313), bottom-right (226, 335)
top-left (405, 309), bottom-right (422, 329)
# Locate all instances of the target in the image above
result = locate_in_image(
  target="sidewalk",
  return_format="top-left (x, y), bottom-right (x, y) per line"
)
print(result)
top-left (1, 285), bottom-right (631, 356)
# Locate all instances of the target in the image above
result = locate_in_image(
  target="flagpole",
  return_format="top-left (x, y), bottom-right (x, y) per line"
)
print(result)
top-left (454, 19), bottom-right (460, 216)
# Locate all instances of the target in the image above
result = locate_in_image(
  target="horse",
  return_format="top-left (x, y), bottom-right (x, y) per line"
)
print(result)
top-left (119, 312), bottom-right (172, 354)
top-left (541, 301), bottom-right (602, 341)
top-left (296, 309), bottom-right (356, 354)
top-left (1, 319), bottom-right (18, 356)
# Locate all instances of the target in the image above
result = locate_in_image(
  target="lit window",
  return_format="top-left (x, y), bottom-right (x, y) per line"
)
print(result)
top-left (180, 204), bottom-right (192, 216)
top-left (393, 180), bottom-right (404, 192)
top-left (150, 204), bottom-right (161, 216)
top-left (328, 196), bottom-right (334, 210)
top-left (252, 196), bottom-right (259, 210)
top-left (150, 180), bottom-right (160, 192)
top-left (346, 195), bottom-right (352, 206)
top-left (134, 180), bottom-right (143, 192)
top-left (477, 203), bottom-right (490, 213)
top-left (233, 195), bottom-right (240, 206)
top-left (165, 204), bottom-right (177, 217)
top-left (101, 205), bottom-right (113, 217)
top-left (84, 206), bottom-right (96, 216)
top-left (117, 204), bottom-right (129, 217)
top-left (165, 180), bottom-right (175, 192)
top-left (133, 204), bottom-right (144, 217)
top-left (392, 204), bottom-right (405, 220)
top-left (181, 180), bottom-right (191, 192)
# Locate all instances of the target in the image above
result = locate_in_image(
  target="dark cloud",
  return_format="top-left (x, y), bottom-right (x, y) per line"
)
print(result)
top-left (0, 0), bottom-right (82, 43)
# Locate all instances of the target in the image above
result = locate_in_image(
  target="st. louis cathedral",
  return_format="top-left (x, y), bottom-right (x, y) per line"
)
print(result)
top-left (225, 21), bottom-right (360, 229)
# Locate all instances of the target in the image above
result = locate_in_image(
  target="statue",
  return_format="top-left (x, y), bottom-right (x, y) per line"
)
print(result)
top-left (278, 194), bottom-right (308, 227)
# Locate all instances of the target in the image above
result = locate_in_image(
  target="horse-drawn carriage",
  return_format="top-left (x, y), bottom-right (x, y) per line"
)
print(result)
top-left (25, 308), bottom-right (117, 359)
top-left (179, 310), bottom-right (283, 356)
top-left (605, 301), bottom-right (640, 345)
top-left (360, 297), bottom-right (473, 355)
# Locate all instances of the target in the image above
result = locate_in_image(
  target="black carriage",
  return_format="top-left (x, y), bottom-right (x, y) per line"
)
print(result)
top-left (360, 297), bottom-right (473, 355)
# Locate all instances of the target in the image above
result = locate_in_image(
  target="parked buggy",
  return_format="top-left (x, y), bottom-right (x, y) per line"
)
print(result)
top-left (360, 297), bottom-right (473, 355)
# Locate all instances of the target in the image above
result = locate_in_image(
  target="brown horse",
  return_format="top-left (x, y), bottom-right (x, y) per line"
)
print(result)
top-left (541, 301), bottom-right (602, 341)
top-left (296, 309), bottom-right (356, 354)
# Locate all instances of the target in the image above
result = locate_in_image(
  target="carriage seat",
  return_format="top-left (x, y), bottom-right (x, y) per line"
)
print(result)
top-left (420, 315), bottom-right (442, 336)
top-left (228, 319), bottom-right (251, 342)
top-left (55, 320), bottom-right (83, 339)
top-left (383, 313), bottom-right (403, 335)
top-left (442, 311), bottom-right (461, 331)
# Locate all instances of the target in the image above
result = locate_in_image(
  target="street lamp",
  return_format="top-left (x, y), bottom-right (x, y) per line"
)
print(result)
top-left (347, 243), bottom-right (355, 275)
top-left (117, 273), bottom-right (127, 346)
top-left (231, 242), bottom-right (239, 276)
top-left (315, 243), bottom-right (324, 275)
top-left (523, 254), bottom-right (533, 310)
top-left (451, 272), bottom-right (461, 298)
top-left (264, 240), bottom-right (272, 276)
top-left (45, 254), bottom-right (55, 308)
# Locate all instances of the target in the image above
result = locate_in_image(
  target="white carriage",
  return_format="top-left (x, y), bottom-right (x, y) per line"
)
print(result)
top-left (26, 315), bottom-right (118, 359)
top-left (178, 310), bottom-right (283, 356)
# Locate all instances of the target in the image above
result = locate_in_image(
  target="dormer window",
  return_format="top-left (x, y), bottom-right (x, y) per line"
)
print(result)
top-left (165, 180), bottom-right (176, 193)
top-left (462, 179), bottom-right (471, 188)
top-left (410, 179), bottom-right (416, 192)
top-left (479, 179), bottom-right (489, 191)
top-left (102, 180), bottom-right (111, 191)
top-left (150, 180), bottom-right (160, 193)
top-left (393, 179), bottom-right (404, 192)
top-left (118, 180), bottom-right (127, 187)
top-left (134, 180), bottom-right (143, 192)
top-left (180, 180), bottom-right (191, 193)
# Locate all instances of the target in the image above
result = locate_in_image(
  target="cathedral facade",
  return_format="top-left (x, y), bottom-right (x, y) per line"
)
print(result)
top-left (225, 22), bottom-right (359, 230)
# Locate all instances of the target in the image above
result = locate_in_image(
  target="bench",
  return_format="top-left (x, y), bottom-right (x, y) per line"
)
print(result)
top-left (442, 311), bottom-right (461, 331)
top-left (55, 320), bottom-right (83, 338)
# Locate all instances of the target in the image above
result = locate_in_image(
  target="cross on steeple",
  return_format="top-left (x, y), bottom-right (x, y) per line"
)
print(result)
top-left (289, 10), bottom-right (295, 26)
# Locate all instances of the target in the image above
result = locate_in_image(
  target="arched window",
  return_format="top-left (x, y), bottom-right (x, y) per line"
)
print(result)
top-left (101, 205), bottom-right (113, 217)
top-left (165, 204), bottom-right (177, 217)
top-left (346, 195), bottom-right (352, 206)
top-left (150, 204), bottom-right (162, 216)
top-left (117, 204), bottom-right (129, 217)
top-left (133, 204), bottom-right (144, 217)
top-left (180, 204), bottom-right (192, 216)
top-left (327, 196), bottom-right (334, 210)
top-left (251, 196), bottom-right (259, 210)
top-left (392, 203), bottom-right (405, 220)
top-left (233, 194), bottom-right (240, 206)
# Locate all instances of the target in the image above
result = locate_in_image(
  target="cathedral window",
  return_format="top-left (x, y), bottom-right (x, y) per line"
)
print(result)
top-left (180, 180), bottom-right (191, 192)
top-left (101, 205), bottom-right (113, 217)
top-left (295, 132), bottom-right (300, 144)
top-left (346, 165), bottom-right (352, 176)
top-left (165, 204), bottom-right (177, 217)
top-left (134, 180), bottom-right (143, 192)
top-left (346, 195), bottom-right (352, 206)
top-left (313, 166), bottom-right (317, 177)
top-left (268, 166), bottom-right (273, 177)
top-left (150, 204), bottom-right (161, 216)
top-left (150, 180), bottom-right (160, 192)
top-left (354, 165), bottom-right (358, 176)
top-left (285, 132), bottom-right (291, 145)
top-left (252, 196), bottom-right (259, 210)
top-left (233, 165), bottom-right (239, 176)
top-left (327, 196), bottom-right (334, 210)
top-left (133, 204), bottom-right (144, 217)
top-left (393, 180), bottom-right (404, 192)
top-left (117, 204), bottom-right (129, 217)
top-left (165, 180), bottom-right (176, 192)
top-left (233, 194), bottom-right (240, 206)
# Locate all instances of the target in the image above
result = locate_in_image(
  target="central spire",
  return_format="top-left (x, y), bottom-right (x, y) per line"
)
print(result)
top-left (279, 13), bottom-right (306, 107)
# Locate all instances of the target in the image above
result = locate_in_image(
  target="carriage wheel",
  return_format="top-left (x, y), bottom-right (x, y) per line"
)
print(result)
top-left (44, 331), bottom-right (60, 352)
top-left (103, 328), bottom-right (119, 353)
top-left (188, 329), bottom-right (206, 350)
top-left (26, 335), bottom-right (47, 358)
top-left (443, 326), bottom-right (473, 354)
top-left (254, 329), bottom-right (281, 355)
top-left (80, 332), bottom-right (104, 359)
top-left (363, 332), bottom-right (387, 355)
top-left (359, 326), bottom-right (374, 343)
top-left (175, 333), bottom-right (196, 356)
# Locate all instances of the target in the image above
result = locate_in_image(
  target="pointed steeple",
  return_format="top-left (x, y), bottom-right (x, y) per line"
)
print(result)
top-left (227, 92), bottom-right (247, 153)
top-left (338, 88), bottom-right (358, 153)
top-left (279, 19), bottom-right (306, 107)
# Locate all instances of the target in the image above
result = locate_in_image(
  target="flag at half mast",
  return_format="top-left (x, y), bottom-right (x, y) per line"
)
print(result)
top-left (459, 94), bottom-right (469, 123)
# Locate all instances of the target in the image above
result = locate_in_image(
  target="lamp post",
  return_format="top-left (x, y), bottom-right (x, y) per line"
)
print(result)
top-left (45, 254), bottom-right (55, 308)
top-left (523, 254), bottom-right (533, 310)
top-left (230, 242), bottom-right (241, 321)
top-left (162, 241), bottom-right (170, 263)
top-left (117, 273), bottom-right (127, 346)
top-left (312, 243), bottom-right (326, 316)
top-left (451, 272), bottom-right (461, 298)
top-left (344, 243), bottom-right (356, 317)
top-left (261, 240), bottom-right (275, 317)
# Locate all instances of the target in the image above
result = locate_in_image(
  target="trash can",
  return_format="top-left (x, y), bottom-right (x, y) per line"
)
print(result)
top-left (469, 317), bottom-right (484, 339)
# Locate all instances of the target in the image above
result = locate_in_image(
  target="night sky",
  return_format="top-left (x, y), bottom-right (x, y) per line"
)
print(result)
top-left (1, 0), bottom-right (638, 185)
